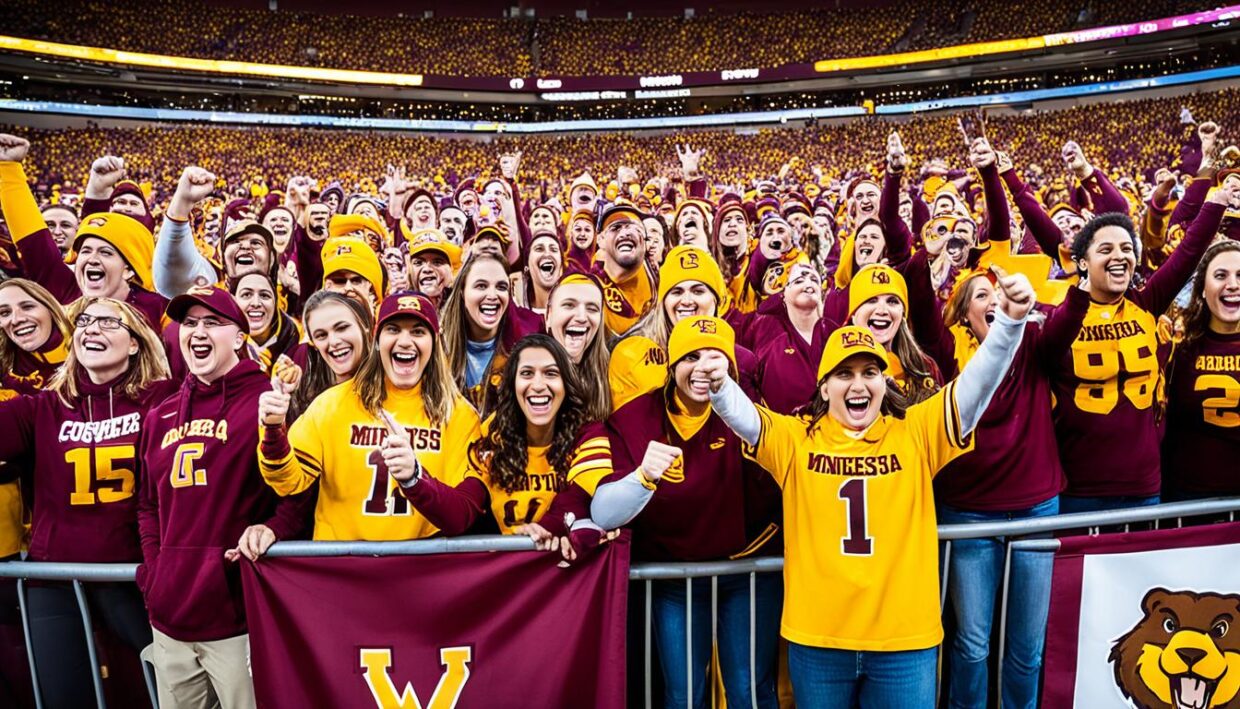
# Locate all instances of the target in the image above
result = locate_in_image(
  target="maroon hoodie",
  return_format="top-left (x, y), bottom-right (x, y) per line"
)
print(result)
top-left (0, 372), bottom-right (172, 562)
top-left (137, 359), bottom-right (304, 641)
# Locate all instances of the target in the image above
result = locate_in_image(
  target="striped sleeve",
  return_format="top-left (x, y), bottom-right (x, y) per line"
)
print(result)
top-left (257, 406), bottom-right (323, 497)
top-left (566, 422), bottom-right (614, 496)
top-left (910, 383), bottom-right (975, 478)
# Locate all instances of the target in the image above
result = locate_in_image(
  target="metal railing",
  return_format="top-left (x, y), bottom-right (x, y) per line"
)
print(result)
top-left (1, 497), bottom-right (1237, 709)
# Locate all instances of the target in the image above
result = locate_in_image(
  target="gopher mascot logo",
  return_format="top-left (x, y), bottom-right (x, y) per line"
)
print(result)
top-left (1109, 588), bottom-right (1240, 709)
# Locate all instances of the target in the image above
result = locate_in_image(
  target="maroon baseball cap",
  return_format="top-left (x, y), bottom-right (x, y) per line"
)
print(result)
top-left (375, 291), bottom-right (439, 335)
top-left (166, 285), bottom-right (250, 334)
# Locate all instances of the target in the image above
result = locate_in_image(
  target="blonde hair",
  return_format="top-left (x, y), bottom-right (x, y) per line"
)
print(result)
top-left (48, 297), bottom-right (169, 406)
top-left (622, 282), bottom-right (719, 351)
top-left (353, 319), bottom-right (461, 426)
top-left (0, 279), bottom-right (71, 376)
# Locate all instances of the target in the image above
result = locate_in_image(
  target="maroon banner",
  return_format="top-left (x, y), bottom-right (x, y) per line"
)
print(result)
top-left (241, 539), bottom-right (630, 708)
top-left (1042, 522), bottom-right (1240, 709)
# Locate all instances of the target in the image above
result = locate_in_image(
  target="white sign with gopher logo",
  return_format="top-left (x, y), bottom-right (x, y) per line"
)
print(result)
top-left (1043, 523), bottom-right (1240, 709)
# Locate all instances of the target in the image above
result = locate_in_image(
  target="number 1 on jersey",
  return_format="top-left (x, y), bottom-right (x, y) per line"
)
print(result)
top-left (838, 478), bottom-right (873, 556)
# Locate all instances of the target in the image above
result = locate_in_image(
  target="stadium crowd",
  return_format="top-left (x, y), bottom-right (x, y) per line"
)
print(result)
top-left (0, 85), bottom-right (1238, 708)
top-left (0, 0), bottom-right (1219, 77)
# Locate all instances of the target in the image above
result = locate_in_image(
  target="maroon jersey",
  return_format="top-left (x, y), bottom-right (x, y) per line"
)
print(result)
top-left (934, 293), bottom-right (1088, 509)
top-left (1049, 202), bottom-right (1225, 497)
top-left (137, 359), bottom-right (304, 641)
top-left (741, 299), bottom-right (837, 415)
top-left (602, 391), bottom-right (780, 562)
top-left (1161, 330), bottom-right (1240, 494)
top-left (0, 373), bottom-right (171, 562)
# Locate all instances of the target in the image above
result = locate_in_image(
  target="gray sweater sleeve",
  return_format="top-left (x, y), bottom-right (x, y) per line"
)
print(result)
top-left (153, 218), bottom-right (218, 298)
top-left (589, 472), bottom-right (654, 531)
top-left (707, 377), bottom-right (761, 446)
top-left (954, 308), bottom-right (1027, 436)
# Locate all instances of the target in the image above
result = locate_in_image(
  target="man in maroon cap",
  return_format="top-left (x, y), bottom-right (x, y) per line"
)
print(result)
top-left (137, 286), bottom-right (304, 708)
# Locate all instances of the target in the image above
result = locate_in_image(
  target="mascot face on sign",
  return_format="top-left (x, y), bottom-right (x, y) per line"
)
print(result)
top-left (1109, 588), bottom-right (1240, 709)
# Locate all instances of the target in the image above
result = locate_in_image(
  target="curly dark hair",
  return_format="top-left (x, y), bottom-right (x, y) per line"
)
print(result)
top-left (1070, 212), bottom-right (1145, 289)
top-left (470, 334), bottom-right (588, 494)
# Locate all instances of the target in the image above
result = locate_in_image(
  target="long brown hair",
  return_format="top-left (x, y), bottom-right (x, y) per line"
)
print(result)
top-left (353, 308), bottom-right (461, 426)
top-left (470, 335), bottom-right (587, 494)
top-left (887, 319), bottom-right (939, 405)
top-left (48, 297), bottom-right (169, 406)
top-left (546, 276), bottom-right (611, 421)
top-left (291, 290), bottom-right (374, 422)
top-left (440, 253), bottom-right (512, 393)
top-left (942, 272), bottom-right (990, 333)
top-left (1181, 240), bottom-right (1240, 348)
top-left (0, 279), bottom-right (71, 375)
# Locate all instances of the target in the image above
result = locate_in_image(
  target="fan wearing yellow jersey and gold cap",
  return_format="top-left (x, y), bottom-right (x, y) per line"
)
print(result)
top-left (700, 268), bottom-right (1037, 707)
top-left (257, 292), bottom-right (480, 541)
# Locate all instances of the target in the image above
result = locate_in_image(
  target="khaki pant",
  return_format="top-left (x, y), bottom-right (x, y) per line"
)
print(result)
top-left (152, 627), bottom-right (256, 709)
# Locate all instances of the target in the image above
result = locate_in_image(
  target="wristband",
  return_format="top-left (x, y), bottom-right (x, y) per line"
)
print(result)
top-left (397, 458), bottom-right (423, 489)
top-left (636, 468), bottom-right (659, 491)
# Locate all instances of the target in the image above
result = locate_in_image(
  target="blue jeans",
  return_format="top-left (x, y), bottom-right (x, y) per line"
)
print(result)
top-left (1057, 494), bottom-right (1159, 515)
top-left (651, 572), bottom-right (782, 709)
top-left (939, 497), bottom-right (1059, 709)
top-left (787, 642), bottom-right (937, 708)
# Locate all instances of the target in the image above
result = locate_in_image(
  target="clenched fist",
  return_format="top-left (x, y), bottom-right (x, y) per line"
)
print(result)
top-left (0, 134), bottom-right (30, 163)
top-left (638, 441), bottom-right (683, 483)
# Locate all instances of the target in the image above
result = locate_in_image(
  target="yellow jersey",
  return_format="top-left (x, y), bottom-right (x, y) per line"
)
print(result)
top-left (259, 381), bottom-right (481, 541)
top-left (465, 423), bottom-right (613, 534)
top-left (746, 382), bottom-right (970, 651)
top-left (600, 267), bottom-right (653, 336)
top-left (607, 336), bottom-right (667, 411)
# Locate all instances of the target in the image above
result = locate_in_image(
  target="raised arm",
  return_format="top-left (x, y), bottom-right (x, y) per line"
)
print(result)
top-left (155, 166), bottom-right (220, 297)
top-left (0, 135), bottom-right (79, 304)
top-left (953, 269), bottom-right (1033, 436)
top-left (256, 365), bottom-right (321, 496)
top-left (1000, 161), bottom-right (1065, 262)
top-left (973, 138), bottom-right (1009, 245)
top-left (880, 132), bottom-right (915, 265)
top-left (1137, 189), bottom-right (1235, 315)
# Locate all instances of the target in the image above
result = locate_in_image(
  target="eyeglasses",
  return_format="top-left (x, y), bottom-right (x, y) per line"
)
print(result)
top-left (181, 316), bottom-right (227, 330)
top-left (75, 313), bottom-right (130, 332)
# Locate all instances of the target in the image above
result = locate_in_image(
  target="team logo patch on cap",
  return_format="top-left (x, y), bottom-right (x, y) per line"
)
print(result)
top-left (679, 250), bottom-right (701, 269)
top-left (87, 216), bottom-right (108, 228)
top-left (693, 319), bottom-right (718, 334)
top-left (333, 243), bottom-right (355, 256)
top-left (398, 296), bottom-right (422, 311)
top-left (872, 269), bottom-right (891, 284)
top-left (186, 284), bottom-right (216, 297)
top-left (841, 329), bottom-right (877, 349)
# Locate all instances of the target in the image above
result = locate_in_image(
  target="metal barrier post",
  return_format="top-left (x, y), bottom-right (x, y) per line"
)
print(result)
top-left (685, 576), bottom-right (692, 709)
top-left (17, 579), bottom-right (43, 709)
top-left (644, 579), bottom-right (653, 709)
top-left (749, 572), bottom-right (757, 709)
top-left (72, 580), bottom-right (108, 709)
top-left (996, 540), bottom-right (1015, 709)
